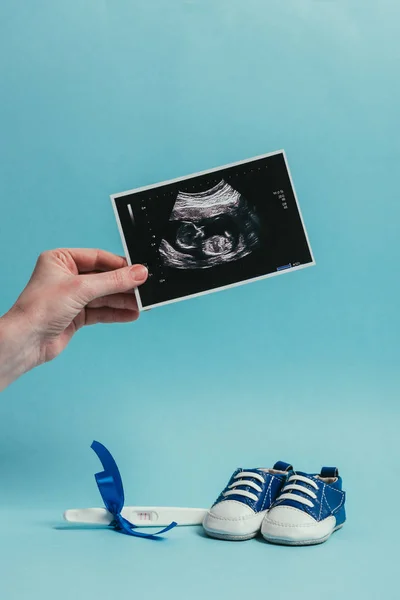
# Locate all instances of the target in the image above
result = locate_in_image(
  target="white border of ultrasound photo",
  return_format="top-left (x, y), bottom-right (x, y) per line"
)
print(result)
top-left (110, 149), bottom-right (315, 311)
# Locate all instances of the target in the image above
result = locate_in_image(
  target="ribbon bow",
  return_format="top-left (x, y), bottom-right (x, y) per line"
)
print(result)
top-left (91, 440), bottom-right (177, 539)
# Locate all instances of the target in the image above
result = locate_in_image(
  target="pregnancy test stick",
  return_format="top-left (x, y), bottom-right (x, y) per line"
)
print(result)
top-left (64, 506), bottom-right (207, 527)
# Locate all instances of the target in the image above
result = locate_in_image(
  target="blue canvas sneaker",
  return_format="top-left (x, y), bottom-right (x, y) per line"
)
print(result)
top-left (261, 467), bottom-right (346, 546)
top-left (203, 461), bottom-right (292, 541)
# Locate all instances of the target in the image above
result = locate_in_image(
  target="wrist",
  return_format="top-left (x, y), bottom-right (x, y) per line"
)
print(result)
top-left (0, 305), bottom-right (41, 391)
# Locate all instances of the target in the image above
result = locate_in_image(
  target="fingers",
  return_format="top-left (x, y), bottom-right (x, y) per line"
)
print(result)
top-left (84, 307), bottom-right (140, 326)
top-left (79, 264), bottom-right (148, 302)
top-left (87, 292), bottom-right (139, 310)
top-left (61, 248), bottom-right (128, 273)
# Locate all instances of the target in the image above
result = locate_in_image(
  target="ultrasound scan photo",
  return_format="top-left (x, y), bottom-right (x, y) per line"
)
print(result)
top-left (111, 150), bottom-right (315, 310)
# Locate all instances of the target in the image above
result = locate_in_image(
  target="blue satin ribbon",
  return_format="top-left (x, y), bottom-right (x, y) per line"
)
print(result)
top-left (91, 440), bottom-right (177, 539)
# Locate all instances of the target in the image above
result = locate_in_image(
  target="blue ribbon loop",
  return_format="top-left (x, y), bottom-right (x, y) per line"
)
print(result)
top-left (91, 440), bottom-right (177, 539)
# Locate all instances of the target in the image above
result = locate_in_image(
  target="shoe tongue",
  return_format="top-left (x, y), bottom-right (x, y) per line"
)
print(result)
top-left (290, 470), bottom-right (317, 481)
top-left (291, 470), bottom-right (312, 478)
top-left (236, 469), bottom-right (268, 484)
top-left (286, 471), bottom-right (318, 496)
top-left (232, 469), bottom-right (266, 494)
top-left (240, 468), bottom-right (265, 477)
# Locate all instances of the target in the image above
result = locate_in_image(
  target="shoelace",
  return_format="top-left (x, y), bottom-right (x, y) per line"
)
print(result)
top-left (277, 474), bottom-right (319, 508)
top-left (222, 471), bottom-right (265, 502)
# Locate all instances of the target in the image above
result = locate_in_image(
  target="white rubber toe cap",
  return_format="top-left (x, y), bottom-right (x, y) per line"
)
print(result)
top-left (209, 500), bottom-right (255, 519)
top-left (203, 501), bottom-right (265, 539)
top-left (261, 506), bottom-right (336, 544)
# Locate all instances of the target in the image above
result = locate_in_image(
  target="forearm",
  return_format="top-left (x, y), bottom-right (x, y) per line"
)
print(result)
top-left (0, 307), bottom-right (39, 392)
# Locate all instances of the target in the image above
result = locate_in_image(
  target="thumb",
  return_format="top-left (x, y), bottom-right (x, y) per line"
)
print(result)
top-left (79, 264), bottom-right (148, 302)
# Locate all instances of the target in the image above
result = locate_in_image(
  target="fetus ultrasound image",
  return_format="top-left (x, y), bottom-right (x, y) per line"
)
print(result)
top-left (112, 152), bottom-right (314, 309)
top-left (159, 180), bottom-right (261, 270)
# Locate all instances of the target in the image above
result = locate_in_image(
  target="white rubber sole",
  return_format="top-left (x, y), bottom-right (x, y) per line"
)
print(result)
top-left (203, 528), bottom-right (259, 541)
top-left (262, 523), bottom-right (344, 546)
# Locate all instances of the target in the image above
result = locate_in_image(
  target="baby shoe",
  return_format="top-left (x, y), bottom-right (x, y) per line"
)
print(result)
top-left (261, 467), bottom-right (346, 546)
top-left (203, 461), bottom-right (292, 541)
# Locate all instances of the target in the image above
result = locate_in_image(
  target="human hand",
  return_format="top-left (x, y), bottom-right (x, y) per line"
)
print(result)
top-left (0, 249), bottom-right (148, 390)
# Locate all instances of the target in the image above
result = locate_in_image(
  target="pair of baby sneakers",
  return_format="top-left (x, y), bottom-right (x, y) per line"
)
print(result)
top-left (203, 461), bottom-right (346, 546)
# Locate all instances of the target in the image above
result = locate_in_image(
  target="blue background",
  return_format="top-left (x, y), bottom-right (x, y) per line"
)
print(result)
top-left (0, 1), bottom-right (399, 598)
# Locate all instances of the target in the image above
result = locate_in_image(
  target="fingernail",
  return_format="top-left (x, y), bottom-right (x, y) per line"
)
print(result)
top-left (130, 264), bottom-right (148, 281)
